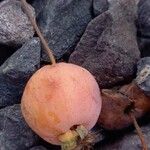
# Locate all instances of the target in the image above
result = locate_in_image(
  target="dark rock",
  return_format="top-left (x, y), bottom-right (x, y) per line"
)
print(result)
top-left (93, 0), bottom-right (109, 17)
top-left (69, 0), bottom-right (140, 88)
top-left (137, 0), bottom-right (150, 57)
top-left (137, 38), bottom-right (150, 57)
top-left (31, 0), bottom-right (47, 17)
top-left (0, 104), bottom-right (40, 150)
top-left (0, 44), bottom-right (18, 65)
top-left (0, 0), bottom-right (35, 46)
top-left (137, 0), bottom-right (150, 56)
top-left (136, 57), bottom-right (150, 96)
top-left (0, 38), bottom-right (41, 108)
top-left (36, 0), bottom-right (92, 60)
top-left (30, 146), bottom-right (48, 150)
top-left (95, 123), bottom-right (150, 150)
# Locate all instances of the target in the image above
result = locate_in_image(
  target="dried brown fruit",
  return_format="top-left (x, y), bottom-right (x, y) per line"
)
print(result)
top-left (98, 82), bottom-right (150, 130)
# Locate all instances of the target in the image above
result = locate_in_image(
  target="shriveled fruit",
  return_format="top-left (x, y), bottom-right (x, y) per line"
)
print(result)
top-left (98, 82), bottom-right (150, 130)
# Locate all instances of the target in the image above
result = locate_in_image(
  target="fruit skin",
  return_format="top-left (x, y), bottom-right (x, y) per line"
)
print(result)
top-left (21, 62), bottom-right (102, 145)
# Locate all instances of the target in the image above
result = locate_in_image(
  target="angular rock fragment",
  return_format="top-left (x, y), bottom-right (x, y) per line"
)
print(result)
top-left (137, 38), bottom-right (150, 57)
top-left (0, 38), bottom-right (41, 108)
top-left (31, 0), bottom-right (47, 17)
top-left (136, 57), bottom-right (150, 96)
top-left (36, 0), bottom-right (93, 60)
top-left (93, 0), bottom-right (109, 16)
top-left (0, 104), bottom-right (40, 150)
top-left (0, 0), bottom-right (35, 46)
top-left (137, 0), bottom-right (150, 56)
top-left (70, 0), bottom-right (140, 88)
top-left (138, 0), bottom-right (150, 37)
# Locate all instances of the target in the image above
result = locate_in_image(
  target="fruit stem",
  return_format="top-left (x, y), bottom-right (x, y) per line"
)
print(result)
top-left (58, 125), bottom-right (89, 150)
top-left (129, 113), bottom-right (148, 150)
top-left (21, 0), bottom-right (56, 65)
top-left (118, 89), bottom-right (148, 150)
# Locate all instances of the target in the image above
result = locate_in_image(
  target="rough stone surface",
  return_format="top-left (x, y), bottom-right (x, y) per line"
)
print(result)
top-left (0, 38), bottom-right (41, 108)
top-left (136, 57), bottom-right (150, 96)
top-left (0, 104), bottom-right (40, 150)
top-left (137, 38), bottom-right (150, 57)
top-left (93, 0), bottom-right (109, 16)
top-left (36, 0), bottom-right (92, 60)
top-left (138, 0), bottom-right (150, 37)
top-left (95, 123), bottom-right (150, 150)
top-left (137, 0), bottom-right (150, 56)
top-left (0, 0), bottom-right (35, 46)
top-left (31, 0), bottom-right (47, 17)
top-left (69, 0), bottom-right (140, 88)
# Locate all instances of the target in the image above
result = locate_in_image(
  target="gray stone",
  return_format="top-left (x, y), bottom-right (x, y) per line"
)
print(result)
top-left (138, 0), bottom-right (150, 37)
top-left (137, 38), bottom-right (150, 57)
top-left (0, 104), bottom-right (40, 150)
top-left (69, 0), bottom-right (140, 88)
top-left (0, 0), bottom-right (35, 46)
top-left (31, 0), bottom-right (47, 17)
top-left (0, 38), bottom-right (41, 108)
top-left (136, 57), bottom-right (150, 96)
top-left (137, 0), bottom-right (150, 57)
top-left (95, 123), bottom-right (150, 150)
top-left (36, 0), bottom-right (92, 60)
top-left (93, 0), bottom-right (109, 16)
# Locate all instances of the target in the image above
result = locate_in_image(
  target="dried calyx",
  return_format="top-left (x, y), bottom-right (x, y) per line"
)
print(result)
top-left (59, 125), bottom-right (99, 150)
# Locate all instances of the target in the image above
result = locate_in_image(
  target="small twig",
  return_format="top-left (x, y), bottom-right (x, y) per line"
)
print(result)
top-left (129, 113), bottom-right (148, 150)
top-left (21, 0), bottom-right (56, 65)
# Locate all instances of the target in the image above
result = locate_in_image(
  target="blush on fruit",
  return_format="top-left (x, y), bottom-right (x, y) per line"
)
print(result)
top-left (21, 62), bottom-right (102, 147)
